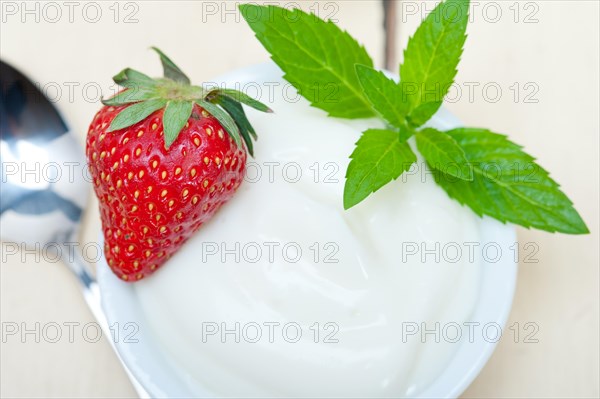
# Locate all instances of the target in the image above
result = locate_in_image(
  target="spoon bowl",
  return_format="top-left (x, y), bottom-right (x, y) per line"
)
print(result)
top-left (0, 60), bottom-right (88, 247)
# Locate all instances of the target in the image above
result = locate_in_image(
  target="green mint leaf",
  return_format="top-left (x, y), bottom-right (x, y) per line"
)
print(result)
top-left (215, 88), bottom-right (273, 113)
top-left (409, 102), bottom-right (444, 127)
top-left (355, 64), bottom-right (410, 128)
top-left (107, 99), bottom-right (167, 132)
top-left (101, 87), bottom-right (157, 106)
top-left (216, 95), bottom-right (257, 156)
top-left (162, 100), bottom-right (193, 148)
top-left (400, 0), bottom-right (469, 126)
top-left (196, 100), bottom-right (242, 147)
top-left (433, 128), bottom-right (589, 234)
top-left (344, 128), bottom-right (417, 209)
top-left (416, 127), bottom-right (473, 180)
top-left (240, 4), bottom-right (375, 119)
top-left (150, 47), bottom-right (191, 84)
top-left (112, 68), bottom-right (157, 89)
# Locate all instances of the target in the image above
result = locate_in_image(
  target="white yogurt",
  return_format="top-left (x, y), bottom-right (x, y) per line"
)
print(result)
top-left (134, 65), bottom-right (483, 397)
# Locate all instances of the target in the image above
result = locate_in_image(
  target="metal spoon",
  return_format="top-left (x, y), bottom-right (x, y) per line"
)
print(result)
top-left (0, 59), bottom-right (148, 398)
top-left (383, 0), bottom-right (398, 71)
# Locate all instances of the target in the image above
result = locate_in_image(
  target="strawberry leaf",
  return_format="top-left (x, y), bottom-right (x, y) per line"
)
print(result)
top-left (151, 47), bottom-right (190, 84)
top-left (215, 88), bottom-right (273, 113)
top-left (163, 100), bottom-right (193, 148)
top-left (344, 128), bottom-right (417, 209)
top-left (240, 4), bottom-right (375, 119)
top-left (216, 95), bottom-right (257, 156)
top-left (196, 100), bottom-right (242, 147)
top-left (113, 68), bottom-right (156, 89)
top-left (101, 87), bottom-right (157, 106)
top-left (107, 99), bottom-right (167, 132)
top-left (103, 48), bottom-right (269, 158)
top-left (416, 128), bottom-right (473, 180)
top-left (400, 0), bottom-right (469, 126)
top-left (433, 128), bottom-right (589, 234)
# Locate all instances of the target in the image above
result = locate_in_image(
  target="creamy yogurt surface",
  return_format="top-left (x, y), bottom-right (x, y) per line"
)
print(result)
top-left (133, 64), bottom-right (483, 397)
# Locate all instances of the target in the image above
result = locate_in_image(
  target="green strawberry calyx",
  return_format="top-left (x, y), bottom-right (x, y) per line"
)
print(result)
top-left (102, 47), bottom-right (272, 155)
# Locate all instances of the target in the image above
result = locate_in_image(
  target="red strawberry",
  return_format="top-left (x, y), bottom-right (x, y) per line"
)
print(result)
top-left (86, 48), bottom-right (271, 281)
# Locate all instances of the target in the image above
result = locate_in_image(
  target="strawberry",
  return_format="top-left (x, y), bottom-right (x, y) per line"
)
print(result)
top-left (86, 48), bottom-right (271, 282)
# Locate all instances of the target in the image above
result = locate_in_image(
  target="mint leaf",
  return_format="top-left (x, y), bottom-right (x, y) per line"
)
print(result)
top-left (416, 128), bottom-right (473, 180)
top-left (400, 0), bottom-right (469, 126)
top-left (344, 128), bottom-right (416, 209)
top-left (355, 64), bottom-right (409, 128)
top-left (163, 100), bottom-right (193, 148)
top-left (239, 4), bottom-right (375, 119)
top-left (433, 128), bottom-right (589, 234)
top-left (409, 102), bottom-right (444, 126)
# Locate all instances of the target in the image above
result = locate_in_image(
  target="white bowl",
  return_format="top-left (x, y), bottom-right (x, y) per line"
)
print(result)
top-left (97, 63), bottom-right (518, 398)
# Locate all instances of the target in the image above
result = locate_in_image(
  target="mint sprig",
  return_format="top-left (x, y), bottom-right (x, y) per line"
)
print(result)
top-left (240, 2), bottom-right (588, 234)
top-left (103, 48), bottom-right (271, 153)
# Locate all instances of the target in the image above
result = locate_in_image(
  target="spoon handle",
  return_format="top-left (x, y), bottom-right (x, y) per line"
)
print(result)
top-left (383, 0), bottom-right (398, 71)
top-left (62, 241), bottom-right (150, 398)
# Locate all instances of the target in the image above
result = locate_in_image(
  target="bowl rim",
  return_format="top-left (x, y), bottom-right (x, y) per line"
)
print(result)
top-left (97, 62), bottom-right (518, 399)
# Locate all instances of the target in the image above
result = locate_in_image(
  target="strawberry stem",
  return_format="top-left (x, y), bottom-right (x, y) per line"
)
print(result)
top-left (103, 47), bottom-right (271, 152)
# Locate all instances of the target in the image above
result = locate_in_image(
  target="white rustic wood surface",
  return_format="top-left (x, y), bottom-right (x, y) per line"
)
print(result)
top-left (1, 1), bottom-right (598, 397)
